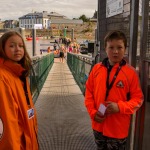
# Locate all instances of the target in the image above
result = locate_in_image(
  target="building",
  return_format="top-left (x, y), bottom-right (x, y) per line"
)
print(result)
top-left (19, 11), bottom-right (83, 29)
top-left (3, 20), bottom-right (18, 28)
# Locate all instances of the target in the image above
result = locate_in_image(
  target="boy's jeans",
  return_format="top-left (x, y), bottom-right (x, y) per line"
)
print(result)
top-left (93, 130), bottom-right (127, 150)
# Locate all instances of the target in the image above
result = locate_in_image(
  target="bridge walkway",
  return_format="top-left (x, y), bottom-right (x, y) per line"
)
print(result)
top-left (35, 58), bottom-right (96, 150)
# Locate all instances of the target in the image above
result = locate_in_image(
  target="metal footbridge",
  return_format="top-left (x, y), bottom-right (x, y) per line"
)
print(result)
top-left (31, 54), bottom-right (96, 150)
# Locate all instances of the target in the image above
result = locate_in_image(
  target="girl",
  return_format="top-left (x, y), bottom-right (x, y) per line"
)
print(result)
top-left (0, 31), bottom-right (39, 150)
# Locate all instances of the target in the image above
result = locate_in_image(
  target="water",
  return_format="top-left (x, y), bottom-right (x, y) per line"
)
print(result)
top-left (25, 39), bottom-right (53, 57)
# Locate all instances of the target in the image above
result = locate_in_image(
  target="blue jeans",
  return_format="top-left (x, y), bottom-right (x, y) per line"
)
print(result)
top-left (93, 130), bottom-right (127, 150)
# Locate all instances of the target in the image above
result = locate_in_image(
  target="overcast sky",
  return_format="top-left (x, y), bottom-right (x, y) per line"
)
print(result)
top-left (0, 0), bottom-right (98, 21)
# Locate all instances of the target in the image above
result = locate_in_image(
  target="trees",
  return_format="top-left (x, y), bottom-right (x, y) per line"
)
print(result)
top-left (79, 15), bottom-right (90, 22)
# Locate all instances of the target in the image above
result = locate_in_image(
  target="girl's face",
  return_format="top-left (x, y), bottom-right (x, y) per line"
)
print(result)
top-left (4, 35), bottom-right (24, 62)
top-left (105, 39), bottom-right (126, 65)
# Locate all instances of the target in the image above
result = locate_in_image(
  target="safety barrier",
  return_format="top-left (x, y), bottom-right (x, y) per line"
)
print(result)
top-left (30, 53), bottom-right (54, 103)
top-left (67, 52), bottom-right (94, 95)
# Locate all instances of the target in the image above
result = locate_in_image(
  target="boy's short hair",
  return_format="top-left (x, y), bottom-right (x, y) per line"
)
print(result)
top-left (104, 30), bottom-right (127, 48)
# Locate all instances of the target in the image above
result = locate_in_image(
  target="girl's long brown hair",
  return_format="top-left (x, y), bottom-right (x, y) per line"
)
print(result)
top-left (0, 30), bottom-right (31, 77)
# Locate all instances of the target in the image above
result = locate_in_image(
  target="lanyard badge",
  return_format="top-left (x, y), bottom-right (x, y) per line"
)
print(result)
top-left (27, 108), bottom-right (34, 119)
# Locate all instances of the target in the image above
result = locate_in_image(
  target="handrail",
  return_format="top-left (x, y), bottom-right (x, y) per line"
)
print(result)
top-left (67, 52), bottom-right (94, 95)
top-left (30, 53), bottom-right (54, 103)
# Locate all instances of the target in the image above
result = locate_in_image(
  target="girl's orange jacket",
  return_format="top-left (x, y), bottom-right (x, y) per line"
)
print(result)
top-left (85, 58), bottom-right (144, 139)
top-left (0, 58), bottom-right (38, 150)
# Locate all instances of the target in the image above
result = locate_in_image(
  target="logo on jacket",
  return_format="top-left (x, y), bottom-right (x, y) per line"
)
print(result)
top-left (0, 118), bottom-right (4, 139)
top-left (116, 80), bottom-right (124, 88)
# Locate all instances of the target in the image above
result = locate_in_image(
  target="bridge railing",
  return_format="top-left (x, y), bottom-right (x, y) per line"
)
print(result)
top-left (67, 52), bottom-right (150, 99)
top-left (67, 52), bottom-right (94, 94)
top-left (30, 53), bottom-right (54, 103)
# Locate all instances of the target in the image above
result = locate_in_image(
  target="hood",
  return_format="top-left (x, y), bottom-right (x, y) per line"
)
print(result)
top-left (0, 58), bottom-right (25, 77)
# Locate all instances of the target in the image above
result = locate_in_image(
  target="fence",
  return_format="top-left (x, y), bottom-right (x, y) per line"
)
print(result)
top-left (67, 53), bottom-right (93, 94)
top-left (30, 53), bottom-right (54, 103)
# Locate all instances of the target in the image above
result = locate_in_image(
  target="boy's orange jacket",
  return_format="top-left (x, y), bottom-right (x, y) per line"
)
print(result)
top-left (85, 58), bottom-right (144, 139)
top-left (0, 58), bottom-right (38, 150)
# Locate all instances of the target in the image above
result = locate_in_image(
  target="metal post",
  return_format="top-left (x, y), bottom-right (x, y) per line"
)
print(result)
top-left (97, 0), bottom-right (107, 61)
top-left (71, 28), bottom-right (74, 42)
top-left (97, 0), bottom-right (100, 42)
top-left (128, 0), bottom-right (140, 150)
top-left (129, 0), bottom-right (139, 67)
top-left (64, 28), bottom-right (67, 37)
top-left (19, 28), bottom-right (25, 41)
top-left (95, 0), bottom-right (101, 62)
top-left (32, 29), bottom-right (37, 56)
top-left (136, 0), bottom-right (149, 149)
top-left (94, 28), bottom-right (98, 57)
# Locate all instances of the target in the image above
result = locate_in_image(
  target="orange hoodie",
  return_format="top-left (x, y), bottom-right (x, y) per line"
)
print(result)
top-left (0, 58), bottom-right (38, 150)
top-left (85, 58), bottom-right (144, 139)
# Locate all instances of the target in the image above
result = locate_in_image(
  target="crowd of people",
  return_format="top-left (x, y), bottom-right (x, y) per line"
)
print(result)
top-left (43, 37), bottom-right (83, 63)
top-left (54, 37), bottom-right (81, 54)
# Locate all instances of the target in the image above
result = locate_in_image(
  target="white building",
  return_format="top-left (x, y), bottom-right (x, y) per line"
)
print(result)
top-left (19, 11), bottom-right (82, 29)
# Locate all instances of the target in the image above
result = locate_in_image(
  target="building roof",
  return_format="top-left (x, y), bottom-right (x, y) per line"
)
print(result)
top-left (19, 11), bottom-right (69, 19)
top-left (48, 12), bottom-right (68, 19)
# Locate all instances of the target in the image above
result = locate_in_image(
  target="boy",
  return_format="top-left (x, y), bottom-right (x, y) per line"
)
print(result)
top-left (84, 30), bottom-right (144, 150)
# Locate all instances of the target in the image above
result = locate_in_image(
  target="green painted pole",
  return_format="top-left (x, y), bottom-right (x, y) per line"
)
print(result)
top-left (64, 28), bottom-right (67, 37)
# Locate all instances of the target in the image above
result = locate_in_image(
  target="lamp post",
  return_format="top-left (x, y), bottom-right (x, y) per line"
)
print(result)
top-left (71, 28), bottom-right (74, 42)
top-left (32, 13), bottom-right (37, 56)
top-left (64, 27), bottom-right (67, 37)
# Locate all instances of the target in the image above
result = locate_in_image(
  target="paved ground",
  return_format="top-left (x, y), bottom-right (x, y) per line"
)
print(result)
top-left (35, 58), bottom-right (96, 150)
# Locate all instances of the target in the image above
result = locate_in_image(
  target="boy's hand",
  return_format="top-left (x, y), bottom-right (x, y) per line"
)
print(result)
top-left (106, 101), bottom-right (120, 114)
top-left (94, 111), bottom-right (106, 123)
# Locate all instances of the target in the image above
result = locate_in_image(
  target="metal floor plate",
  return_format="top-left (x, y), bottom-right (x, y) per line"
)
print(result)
top-left (35, 58), bottom-right (96, 150)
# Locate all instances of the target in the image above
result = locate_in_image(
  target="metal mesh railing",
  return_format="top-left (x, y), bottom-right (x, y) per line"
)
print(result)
top-left (147, 15), bottom-right (150, 56)
top-left (30, 53), bottom-right (54, 103)
top-left (67, 53), bottom-right (93, 94)
top-left (146, 59), bottom-right (150, 102)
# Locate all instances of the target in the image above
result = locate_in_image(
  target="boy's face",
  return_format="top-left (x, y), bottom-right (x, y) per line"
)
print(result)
top-left (105, 39), bottom-right (126, 65)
